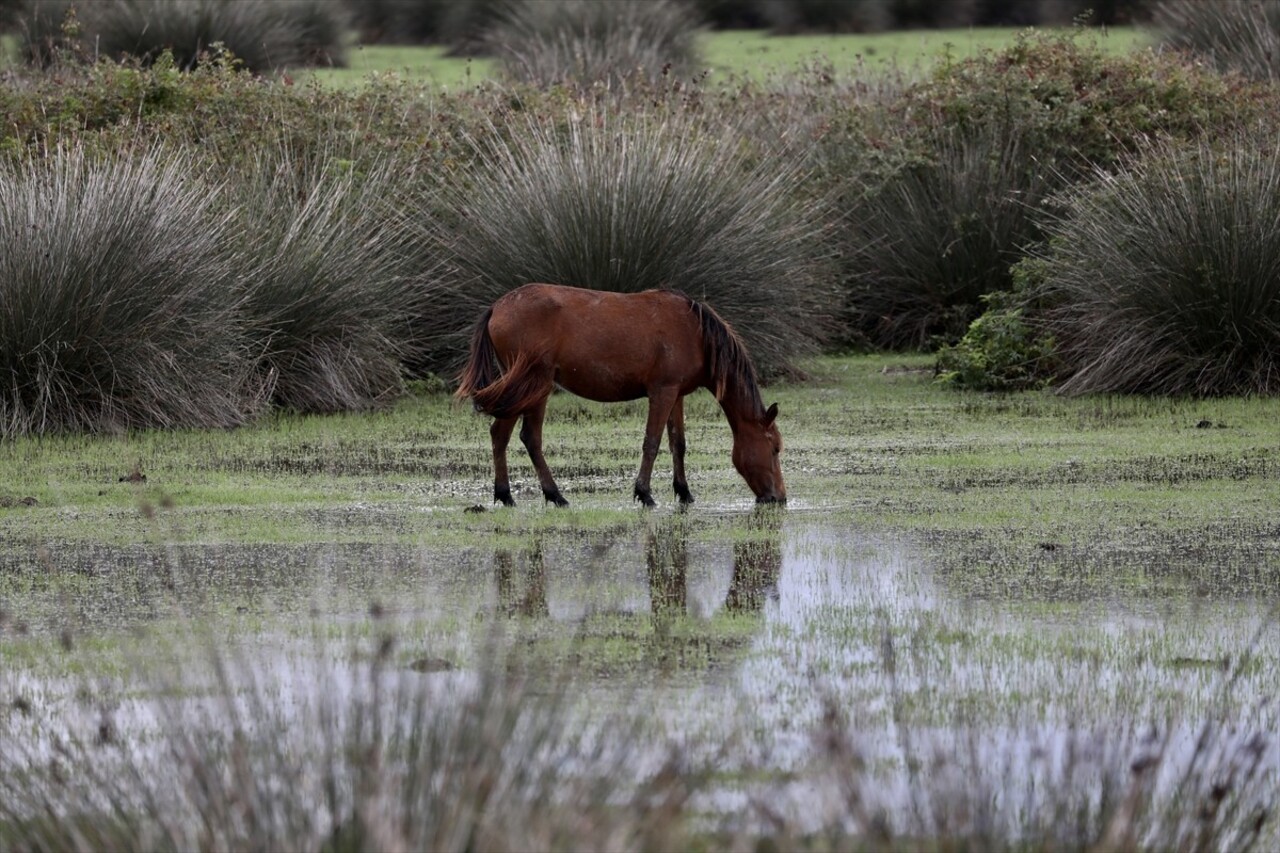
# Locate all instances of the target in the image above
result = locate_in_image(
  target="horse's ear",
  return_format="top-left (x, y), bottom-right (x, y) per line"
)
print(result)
top-left (763, 402), bottom-right (778, 427)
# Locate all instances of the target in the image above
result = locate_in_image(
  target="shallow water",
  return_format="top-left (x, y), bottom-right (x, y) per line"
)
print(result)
top-left (2, 503), bottom-right (1277, 841)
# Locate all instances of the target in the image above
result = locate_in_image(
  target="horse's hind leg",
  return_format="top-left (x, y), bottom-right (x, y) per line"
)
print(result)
top-left (667, 396), bottom-right (694, 504)
top-left (520, 398), bottom-right (569, 507)
top-left (491, 416), bottom-right (518, 506)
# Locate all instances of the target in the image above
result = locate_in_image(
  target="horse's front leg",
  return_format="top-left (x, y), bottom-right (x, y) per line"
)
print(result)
top-left (635, 387), bottom-right (679, 508)
top-left (520, 398), bottom-right (569, 507)
top-left (667, 395), bottom-right (694, 504)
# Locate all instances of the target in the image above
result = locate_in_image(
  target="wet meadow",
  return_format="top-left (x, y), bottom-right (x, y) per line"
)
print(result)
top-left (2, 354), bottom-right (1277, 848)
top-left (3, 1), bottom-right (1280, 846)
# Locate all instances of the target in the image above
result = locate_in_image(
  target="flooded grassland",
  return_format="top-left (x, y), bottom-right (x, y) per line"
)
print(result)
top-left (1, 354), bottom-right (1277, 846)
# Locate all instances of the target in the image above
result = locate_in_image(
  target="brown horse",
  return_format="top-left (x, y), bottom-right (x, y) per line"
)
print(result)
top-left (456, 284), bottom-right (785, 508)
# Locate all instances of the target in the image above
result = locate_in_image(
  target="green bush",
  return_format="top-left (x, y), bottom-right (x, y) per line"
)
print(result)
top-left (1030, 135), bottom-right (1280, 396)
top-left (688, 0), bottom-right (768, 29)
top-left (20, 0), bottom-right (349, 71)
top-left (836, 31), bottom-right (1275, 350)
top-left (0, 147), bottom-right (256, 436)
top-left (425, 108), bottom-right (836, 377)
top-left (1153, 0), bottom-right (1280, 81)
top-left (935, 288), bottom-right (1057, 391)
top-left (488, 0), bottom-right (704, 90)
top-left (0, 53), bottom-right (490, 182)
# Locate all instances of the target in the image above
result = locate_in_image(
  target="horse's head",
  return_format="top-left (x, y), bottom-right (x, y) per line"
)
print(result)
top-left (732, 402), bottom-right (786, 505)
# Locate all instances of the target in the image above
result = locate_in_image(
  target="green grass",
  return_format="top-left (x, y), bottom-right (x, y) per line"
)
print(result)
top-left (313, 42), bottom-right (495, 88)
top-left (307, 25), bottom-right (1153, 88)
top-left (1, 354), bottom-right (1276, 543)
top-left (702, 24), bottom-right (1150, 76)
top-left (0, 25), bottom-right (1157, 85)
top-left (2, 353), bottom-right (1277, 848)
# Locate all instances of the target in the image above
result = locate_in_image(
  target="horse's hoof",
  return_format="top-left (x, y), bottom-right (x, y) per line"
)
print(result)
top-left (543, 487), bottom-right (569, 508)
top-left (674, 483), bottom-right (695, 504)
top-left (633, 485), bottom-right (657, 509)
top-left (494, 486), bottom-right (515, 507)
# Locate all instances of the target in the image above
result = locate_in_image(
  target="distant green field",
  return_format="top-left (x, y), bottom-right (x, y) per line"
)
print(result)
top-left (312, 26), bottom-right (1152, 89)
top-left (0, 27), bottom-right (1152, 86)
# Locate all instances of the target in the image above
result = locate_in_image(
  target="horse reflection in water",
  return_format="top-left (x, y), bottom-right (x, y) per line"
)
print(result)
top-left (493, 543), bottom-right (549, 619)
top-left (491, 509), bottom-right (782, 623)
top-left (648, 510), bottom-right (782, 620)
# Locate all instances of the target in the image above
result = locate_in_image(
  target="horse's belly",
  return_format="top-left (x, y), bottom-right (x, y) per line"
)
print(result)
top-left (553, 365), bottom-right (648, 403)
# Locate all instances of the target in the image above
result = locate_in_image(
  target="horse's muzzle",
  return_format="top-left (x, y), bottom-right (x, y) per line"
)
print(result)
top-left (756, 494), bottom-right (786, 506)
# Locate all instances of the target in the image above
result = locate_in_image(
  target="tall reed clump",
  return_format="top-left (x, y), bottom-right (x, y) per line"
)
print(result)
top-left (487, 0), bottom-right (704, 90)
top-left (1154, 0), bottom-right (1280, 81)
top-left (427, 109), bottom-right (836, 377)
top-left (21, 0), bottom-right (349, 71)
top-left (0, 147), bottom-right (256, 437)
top-left (233, 149), bottom-right (434, 413)
top-left (1029, 136), bottom-right (1280, 396)
top-left (0, 629), bottom-right (698, 851)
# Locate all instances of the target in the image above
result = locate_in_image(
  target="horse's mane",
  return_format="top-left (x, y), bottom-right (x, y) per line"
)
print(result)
top-left (676, 292), bottom-right (765, 419)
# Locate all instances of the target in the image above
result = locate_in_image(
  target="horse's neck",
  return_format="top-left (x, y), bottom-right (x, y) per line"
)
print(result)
top-left (715, 378), bottom-right (760, 435)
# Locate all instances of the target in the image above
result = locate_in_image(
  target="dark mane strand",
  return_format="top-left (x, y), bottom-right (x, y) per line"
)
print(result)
top-left (682, 295), bottom-right (765, 419)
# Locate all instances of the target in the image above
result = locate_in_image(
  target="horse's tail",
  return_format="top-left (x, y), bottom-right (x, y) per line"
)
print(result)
top-left (456, 307), bottom-right (500, 402)
top-left (455, 307), bottom-right (547, 419)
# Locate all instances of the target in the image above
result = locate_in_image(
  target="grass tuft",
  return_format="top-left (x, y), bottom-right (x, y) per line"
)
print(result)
top-left (844, 125), bottom-right (1055, 349)
top-left (1030, 135), bottom-right (1280, 396)
top-left (425, 108), bottom-right (836, 377)
top-left (0, 628), bottom-right (698, 851)
top-left (1154, 0), bottom-right (1280, 81)
top-left (233, 148), bottom-right (432, 414)
top-left (0, 146), bottom-right (258, 436)
top-left (19, 0), bottom-right (350, 71)
top-left (487, 0), bottom-right (704, 90)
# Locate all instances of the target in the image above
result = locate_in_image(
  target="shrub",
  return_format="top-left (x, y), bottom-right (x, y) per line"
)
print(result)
top-left (0, 147), bottom-right (257, 436)
top-left (425, 108), bottom-right (836, 377)
top-left (689, 0), bottom-right (769, 29)
top-left (1030, 136), bottom-right (1280, 396)
top-left (232, 149), bottom-right (435, 414)
top-left (842, 125), bottom-right (1056, 349)
top-left (837, 31), bottom-right (1275, 350)
top-left (487, 0), bottom-right (704, 90)
top-left (21, 0), bottom-right (349, 72)
top-left (1154, 0), bottom-right (1280, 81)
top-left (935, 288), bottom-right (1058, 391)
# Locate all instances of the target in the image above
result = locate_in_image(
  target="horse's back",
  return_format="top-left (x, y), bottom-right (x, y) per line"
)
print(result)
top-left (489, 284), bottom-right (704, 402)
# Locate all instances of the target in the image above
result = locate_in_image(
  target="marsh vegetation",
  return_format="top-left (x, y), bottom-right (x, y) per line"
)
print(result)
top-left (1, 1), bottom-right (1279, 848)
top-left (2, 356), bottom-right (1278, 849)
